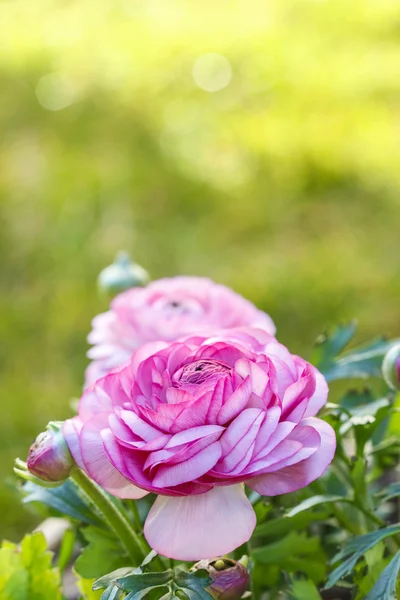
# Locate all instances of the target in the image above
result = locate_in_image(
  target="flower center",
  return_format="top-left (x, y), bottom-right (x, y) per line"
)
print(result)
top-left (174, 360), bottom-right (231, 386)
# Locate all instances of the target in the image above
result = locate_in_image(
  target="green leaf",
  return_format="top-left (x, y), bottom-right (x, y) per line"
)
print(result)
top-left (339, 398), bottom-right (390, 436)
top-left (95, 568), bottom-right (212, 600)
top-left (254, 509), bottom-right (330, 538)
top-left (0, 532), bottom-right (62, 600)
top-left (57, 527), bottom-right (76, 572)
top-left (141, 550), bottom-right (159, 569)
top-left (252, 531), bottom-right (321, 564)
top-left (100, 585), bottom-right (124, 600)
top-left (378, 483), bottom-right (400, 502)
top-left (289, 577), bottom-right (322, 600)
top-left (173, 569), bottom-right (213, 600)
top-left (116, 570), bottom-right (173, 592)
top-left (22, 480), bottom-right (103, 526)
top-left (253, 531), bottom-right (327, 583)
top-left (93, 567), bottom-right (138, 591)
top-left (286, 495), bottom-right (351, 517)
top-left (312, 322), bottom-right (357, 370)
top-left (125, 588), bottom-right (170, 600)
top-left (364, 551), bottom-right (400, 600)
top-left (326, 525), bottom-right (400, 588)
top-left (322, 338), bottom-right (400, 382)
top-left (76, 577), bottom-right (103, 599)
top-left (75, 526), bottom-right (130, 579)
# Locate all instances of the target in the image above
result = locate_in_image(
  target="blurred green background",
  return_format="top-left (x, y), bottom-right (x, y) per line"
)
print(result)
top-left (1, 0), bottom-right (400, 540)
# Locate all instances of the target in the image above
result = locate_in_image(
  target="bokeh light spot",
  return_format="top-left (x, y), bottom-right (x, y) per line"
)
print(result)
top-left (35, 73), bottom-right (76, 111)
top-left (192, 53), bottom-right (232, 92)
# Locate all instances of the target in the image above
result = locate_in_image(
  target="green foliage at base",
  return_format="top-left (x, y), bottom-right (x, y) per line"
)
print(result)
top-left (0, 532), bottom-right (62, 600)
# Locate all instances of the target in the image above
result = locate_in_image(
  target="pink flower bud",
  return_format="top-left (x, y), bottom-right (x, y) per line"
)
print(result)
top-left (27, 422), bottom-right (74, 482)
top-left (193, 558), bottom-right (250, 600)
top-left (382, 344), bottom-right (400, 390)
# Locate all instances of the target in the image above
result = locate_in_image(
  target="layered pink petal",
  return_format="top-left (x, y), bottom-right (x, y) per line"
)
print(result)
top-left (152, 441), bottom-right (222, 488)
top-left (79, 416), bottom-right (148, 499)
top-left (247, 418), bottom-right (336, 495)
top-left (217, 376), bottom-right (252, 425)
top-left (144, 484), bottom-right (256, 560)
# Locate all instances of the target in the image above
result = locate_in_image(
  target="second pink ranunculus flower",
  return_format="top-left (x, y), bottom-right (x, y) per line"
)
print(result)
top-left (65, 328), bottom-right (335, 560)
top-left (85, 277), bottom-right (276, 385)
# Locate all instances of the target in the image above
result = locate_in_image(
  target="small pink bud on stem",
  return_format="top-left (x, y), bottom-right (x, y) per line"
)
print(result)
top-left (26, 421), bottom-right (74, 483)
top-left (193, 557), bottom-right (250, 600)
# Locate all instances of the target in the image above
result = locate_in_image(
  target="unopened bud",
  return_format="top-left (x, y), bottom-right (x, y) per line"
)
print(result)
top-left (27, 422), bottom-right (74, 482)
top-left (382, 344), bottom-right (400, 391)
top-left (193, 557), bottom-right (249, 600)
top-left (98, 252), bottom-right (149, 296)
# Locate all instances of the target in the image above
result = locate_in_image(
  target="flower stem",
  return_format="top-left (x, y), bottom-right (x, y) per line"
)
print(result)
top-left (70, 467), bottom-right (147, 563)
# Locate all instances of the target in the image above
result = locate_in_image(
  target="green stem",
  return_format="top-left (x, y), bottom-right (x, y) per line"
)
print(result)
top-left (128, 499), bottom-right (142, 529)
top-left (71, 468), bottom-right (147, 563)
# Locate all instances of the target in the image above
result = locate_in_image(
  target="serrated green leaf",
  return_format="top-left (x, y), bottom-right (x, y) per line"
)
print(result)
top-left (326, 525), bottom-right (400, 588)
top-left (286, 495), bottom-right (351, 517)
top-left (115, 570), bottom-right (173, 592)
top-left (289, 577), bottom-right (322, 600)
top-left (0, 532), bottom-right (62, 600)
top-left (125, 587), bottom-right (170, 600)
top-left (75, 526), bottom-right (130, 579)
top-left (173, 569), bottom-right (213, 600)
top-left (364, 551), bottom-right (400, 600)
top-left (94, 567), bottom-right (138, 591)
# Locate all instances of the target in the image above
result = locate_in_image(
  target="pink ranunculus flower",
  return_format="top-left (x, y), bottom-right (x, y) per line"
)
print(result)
top-left (85, 277), bottom-right (276, 385)
top-left (65, 328), bottom-right (335, 561)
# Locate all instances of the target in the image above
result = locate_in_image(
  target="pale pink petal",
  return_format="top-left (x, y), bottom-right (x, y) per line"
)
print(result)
top-left (120, 410), bottom-right (164, 442)
top-left (205, 376), bottom-right (229, 423)
top-left (217, 377), bottom-right (252, 425)
top-left (235, 359), bottom-right (270, 398)
top-left (80, 417), bottom-right (148, 499)
top-left (145, 430), bottom-right (223, 471)
top-left (247, 424), bottom-right (320, 475)
top-left (252, 405), bottom-right (281, 457)
top-left (131, 341), bottom-right (169, 376)
top-left (304, 367), bottom-right (329, 417)
top-left (252, 421), bottom-right (296, 461)
top-left (152, 441), bottom-right (222, 488)
top-left (63, 418), bottom-right (85, 470)
top-left (171, 392), bottom-right (213, 433)
top-left (144, 484), bottom-right (256, 560)
top-left (247, 418), bottom-right (336, 495)
top-left (281, 374), bottom-right (316, 421)
top-left (101, 428), bottom-right (152, 492)
top-left (79, 385), bottom-right (113, 420)
top-left (217, 409), bottom-right (264, 473)
top-left (165, 425), bottom-right (224, 448)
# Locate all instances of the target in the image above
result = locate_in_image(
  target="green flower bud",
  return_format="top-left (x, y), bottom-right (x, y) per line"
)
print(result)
top-left (193, 557), bottom-right (249, 600)
top-left (97, 252), bottom-right (149, 296)
top-left (382, 343), bottom-right (400, 390)
top-left (27, 422), bottom-right (74, 482)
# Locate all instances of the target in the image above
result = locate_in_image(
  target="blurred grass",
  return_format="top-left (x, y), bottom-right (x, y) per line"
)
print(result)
top-left (1, 0), bottom-right (400, 540)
